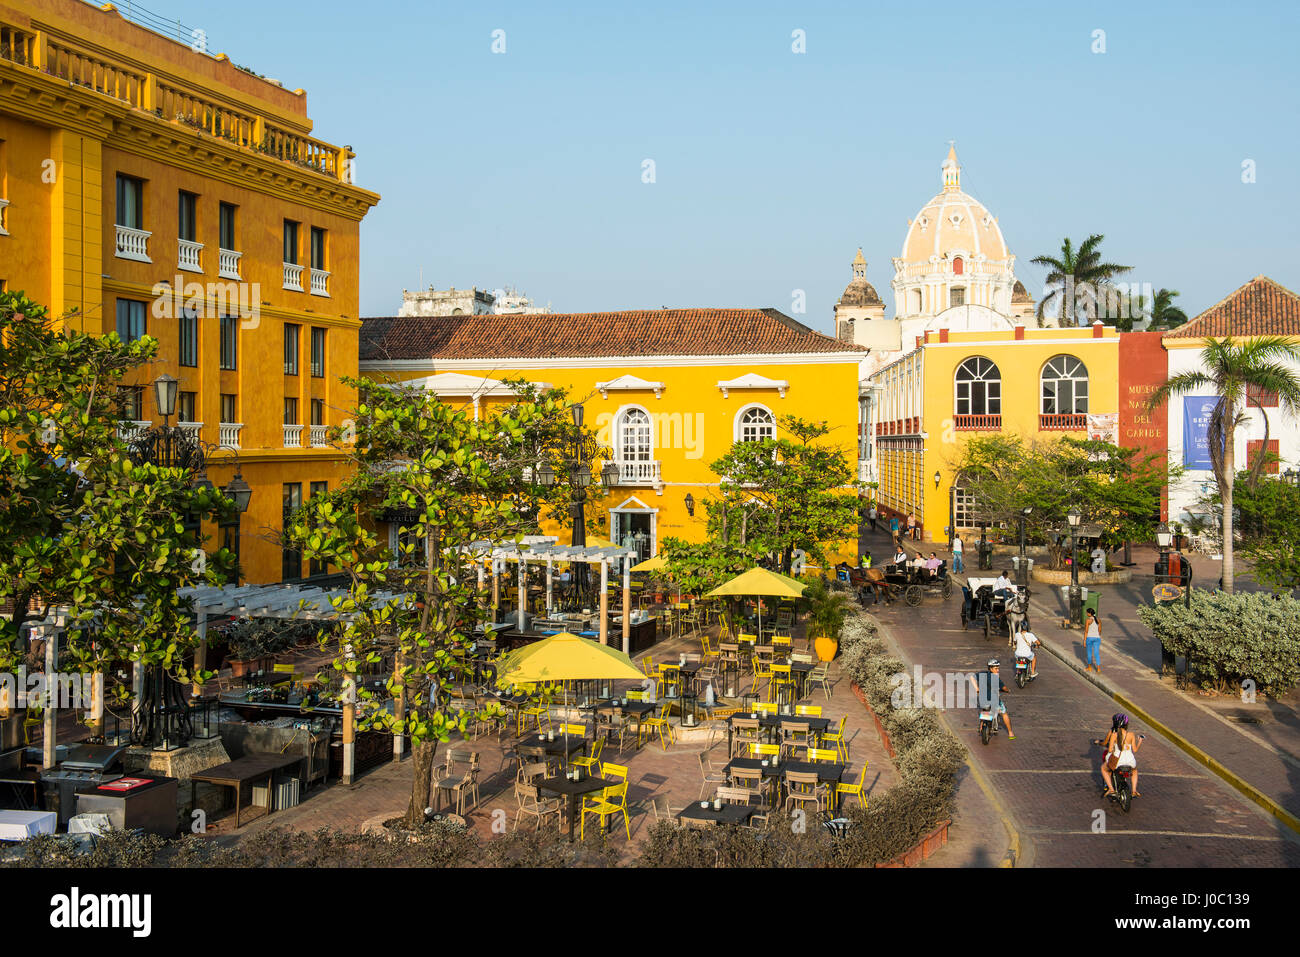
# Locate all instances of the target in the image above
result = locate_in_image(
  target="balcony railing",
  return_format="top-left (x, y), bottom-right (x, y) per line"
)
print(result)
top-left (117, 420), bottom-right (151, 442)
top-left (309, 425), bottom-right (329, 447)
top-left (283, 262), bottom-right (304, 291)
top-left (177, 238), bottom-right (203, 272)
top-left (614, 460), bottom-right (661, 485)
top-left (177, 421), bottom-right (203, 439)
top-left (953, 414), bottom-right (1002, 431)
top-left (217, 248), bottom-right (242, 279)
top-left (310, 268), bottom-right (330, 297)
top-left (218, 422), bottom-right (243, 449)
top-left (0, 23), bottom-right (359, 184)
top-left (1039, 413), bottom-right (1087, 431)
top-left (283, 424), bottom-right (304, 448)
top-left (0, 198), bottom-right (8, 235)
top-left (115, 225), bottom-right (152, 263)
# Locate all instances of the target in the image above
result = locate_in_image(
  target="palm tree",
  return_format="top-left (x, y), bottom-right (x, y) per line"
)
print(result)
top-left (1147, 337), bottom-right (1300, 592)
top-left (1030, 235), bottom-right (1133, 326)
top-left (1144, 288), bottom-right (1189, 330)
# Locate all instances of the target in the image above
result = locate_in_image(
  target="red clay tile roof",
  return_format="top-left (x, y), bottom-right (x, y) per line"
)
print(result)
top-left (359, 309), bottom-right (866, 361)
top-left (1166, 276), bottom-right (1300, 339)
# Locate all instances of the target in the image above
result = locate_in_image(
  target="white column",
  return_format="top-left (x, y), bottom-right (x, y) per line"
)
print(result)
top-left (622, 557), bottom-right (632, 655)
top-left (517, 559), bottom-right (526, 631)
top-left (598, 560), bottom-right (609, 646)
top-left (42, 626), bottom-right (58, 770)
top-left (546, 557), bottom-right (554, 617)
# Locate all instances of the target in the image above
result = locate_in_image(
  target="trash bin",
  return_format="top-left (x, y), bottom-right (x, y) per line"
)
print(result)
top-left (1081, 591), bottom-right (1100, 627)
top-left (1012, 556), bottom-right (1034, 587)
top-left (978, 541), bottom-right (994, 570)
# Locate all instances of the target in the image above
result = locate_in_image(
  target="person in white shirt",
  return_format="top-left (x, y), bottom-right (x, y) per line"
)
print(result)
top-left (892, 547), bottom-right (908, 567)
top-left (993, 571), bottom-right (1012, 599)
top-left (1014, 624), bottom-right (1041, 679)
top-left (951, 534), bottom-right (964, 574)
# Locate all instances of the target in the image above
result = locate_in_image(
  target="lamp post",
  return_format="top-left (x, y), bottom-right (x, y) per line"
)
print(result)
top-left (1017, 506), bottom-right (1033, 590)
top-left (534, 403), bottom-right (618, 601)
top-left (1154, 522), bottom-right (1177, 674)
top-left (220, 469), bottom-right (253, 585)
top-left (1067, 506), bottom-right (1082, 626)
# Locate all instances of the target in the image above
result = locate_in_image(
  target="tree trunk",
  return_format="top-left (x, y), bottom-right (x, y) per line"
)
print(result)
top-left (1222, 464), bottom-right (1235, 595)
top-left (403, 739), bottom-right (440, 828)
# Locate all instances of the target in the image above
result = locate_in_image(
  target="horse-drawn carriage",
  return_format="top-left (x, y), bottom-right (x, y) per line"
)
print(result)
top-left (842, 561), bottom-right (951, 606)
top-left (960, 578), bottom-right (1030, 642)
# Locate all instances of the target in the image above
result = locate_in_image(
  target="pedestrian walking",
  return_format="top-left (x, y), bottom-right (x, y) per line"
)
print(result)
top-left (868, 503), bottom-right (878, 532)
top-left (952, 534), bottom-right (964, 574)
top-left (890, 516), bottom-right (900, 544)
top-left (1084, 608), bottom-right (1102, 672)
top-left (906, 512), bottom-right (917, 540)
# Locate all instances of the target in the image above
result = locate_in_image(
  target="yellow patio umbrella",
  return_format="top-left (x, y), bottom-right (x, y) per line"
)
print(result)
top-left (706, 566), bottom-right (807, 638)
top-left (496, 632), bottom-right (645, 767)
top-left (630, 555), bottom-right (667, 573)
top-left (583, 536), bottom-right (617, 548)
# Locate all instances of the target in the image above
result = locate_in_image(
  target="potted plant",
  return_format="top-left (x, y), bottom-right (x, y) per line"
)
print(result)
top-left (804, 576), bottom-right (853, 662)
top-left (224, 618), bottom-right (274, 677)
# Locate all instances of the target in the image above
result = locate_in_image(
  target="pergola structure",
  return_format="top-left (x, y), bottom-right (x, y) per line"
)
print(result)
top-left (468, 538), bottom-right (641, 653)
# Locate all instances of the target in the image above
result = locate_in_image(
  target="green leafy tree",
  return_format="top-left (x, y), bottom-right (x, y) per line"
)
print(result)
top-left (0, 291), bottom-right (234, 725)
top-left (704, 416), bottom-right (859, 575)
top-left (1146, 336), bottom-right (1300, 592)
top-left (1030, 234), bottom-right (1132, 327)
top-left (1190, 474), bottom-right (1300, 594)
top-left (286, 378), bottom-right (578, 827)
top-left (951, 435), bottom-right (1166, 568)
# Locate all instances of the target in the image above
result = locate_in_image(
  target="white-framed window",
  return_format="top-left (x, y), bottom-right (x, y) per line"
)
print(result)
top-left (735, 404), bottom-right (776, 443)
top-left (616, 407), bottom-right (653, 463)
top-left (1041, 355), bottom-right (1088, 414)
top-left (955, 357), bottom-right (1001, 415)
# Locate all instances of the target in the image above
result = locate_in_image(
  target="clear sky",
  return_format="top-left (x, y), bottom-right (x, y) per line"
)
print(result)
top-left (135, 0), bottom-right (1300, 331)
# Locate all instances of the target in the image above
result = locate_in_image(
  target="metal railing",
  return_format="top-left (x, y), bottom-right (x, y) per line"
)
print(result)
top-left (953, 414), bottom-right (1001, 431)
top-left (1039, 413), bottom-right (1086, 431)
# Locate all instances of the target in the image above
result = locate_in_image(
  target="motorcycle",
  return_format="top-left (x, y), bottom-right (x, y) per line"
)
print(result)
top-left (979, 709), bottom-right (998, 745)
top-left (1014, 656), bottom-right (1036, 688)
top-left (1108, 765), bottom-right (1134, 813)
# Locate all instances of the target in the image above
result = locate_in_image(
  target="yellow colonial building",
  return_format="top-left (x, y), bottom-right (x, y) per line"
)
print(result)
top-left (869, 323), bottom-right (1121, 541)
top-left (0, 0), bottom-right (379, 583)
top-left (359, 308), bottom-right (866, 561)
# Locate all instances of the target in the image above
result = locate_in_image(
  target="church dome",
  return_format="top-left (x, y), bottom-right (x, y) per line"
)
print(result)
top-left (898, 146), bottom-right (1009, 266)
top-left (836, 247), bottom-right (883, 308)
top-left (1012, 280), bottom-right (1032, 303)
top-left (839, 277), bottom-right (882, 307)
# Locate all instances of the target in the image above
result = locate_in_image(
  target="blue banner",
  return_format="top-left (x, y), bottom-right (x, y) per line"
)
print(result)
top-left (1182, 396), bottom-right (1219, 469)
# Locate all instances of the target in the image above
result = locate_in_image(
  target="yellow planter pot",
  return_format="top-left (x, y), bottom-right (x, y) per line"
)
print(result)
top-left (814, 635), bottom-right (839, 662)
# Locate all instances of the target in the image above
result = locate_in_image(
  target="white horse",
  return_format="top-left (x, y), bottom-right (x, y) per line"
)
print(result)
top-left (1006, 588), bottom-right (1030, 647)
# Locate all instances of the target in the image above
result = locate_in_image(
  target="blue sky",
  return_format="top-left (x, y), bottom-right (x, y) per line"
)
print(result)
top-left (141, 0), bottom-right (1300, 330)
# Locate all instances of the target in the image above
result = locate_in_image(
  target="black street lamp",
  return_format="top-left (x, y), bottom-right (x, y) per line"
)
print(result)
top-left (1017, 506), bottom-right (1033, 590)
top-left (220, 469), bottom-right (253, 585)
top-left (1067, 506), bottom-right (1082, 625)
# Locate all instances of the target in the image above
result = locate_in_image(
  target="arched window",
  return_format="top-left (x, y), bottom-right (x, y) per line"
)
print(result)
top-left (1041, 355), bottom-right (1088, 414)
top-left (953, 256), bottom-right (964, 275)
top-left (616, 407), bottom-right (654, 482)
top-left (954, 357), bottom-right (1001, 415)
top-left (736, 405), bottom-right (776, 443)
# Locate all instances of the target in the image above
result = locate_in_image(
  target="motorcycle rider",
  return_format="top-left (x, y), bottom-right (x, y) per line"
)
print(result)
top-left (969, 659), bottom-right (1014, 739)
top-left (1013, 622), bottom-right (1041, 679)
top-left (1097, 712), bottom-right (1144, 797)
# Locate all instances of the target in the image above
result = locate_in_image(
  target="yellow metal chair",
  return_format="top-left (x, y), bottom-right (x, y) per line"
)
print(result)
top-left (749, 742), bottom-right (780, 759)
top-left (795, 704), bottom-right (823, 716)
top-left (822, 715), bottom-right (848, 760)
top-left (751, 656), bottom-right (773, 699)
top-left (580, 778), bottom-right (631, 841)
top-left (769, 663), bottom-right (795, 705)
top-left (835, 761), bottom-right (869, 811)
top-left (517, 695), bottom-right (551, 737)
top-left (570, 736), bottom-right (605, 777)
top-left (754, 702), bottom-right (777, 715)
top-left (806, 747), bottom-right (839, 764)
top-left (639, 699), bottom-right (674, 750)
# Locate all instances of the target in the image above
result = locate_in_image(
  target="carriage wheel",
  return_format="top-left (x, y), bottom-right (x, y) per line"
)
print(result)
top-left (941, 579), bottom-right (952, 599)
top-left (905, 585), bottom-right (922, 607)
top-left (983, 617), bottom-right (991, 641)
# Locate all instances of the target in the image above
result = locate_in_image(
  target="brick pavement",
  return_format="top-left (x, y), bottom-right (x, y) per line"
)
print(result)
top-left (865, 526), bottom-right (1300, 866)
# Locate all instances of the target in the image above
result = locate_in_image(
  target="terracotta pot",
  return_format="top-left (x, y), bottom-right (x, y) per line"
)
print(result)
top-left (814, 635), bottom-right (839, 662)
top-left (228, 657), bottom-right (254, 678)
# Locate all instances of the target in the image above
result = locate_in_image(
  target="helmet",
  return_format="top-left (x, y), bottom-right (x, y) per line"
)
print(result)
top-left (987, 659), bottom-right (1000, 668)
top-left (1112, 712), bottom-right (1128, 729)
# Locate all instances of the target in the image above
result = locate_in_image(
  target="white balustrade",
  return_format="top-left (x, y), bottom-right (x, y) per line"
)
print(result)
top-left (309, 425), bottom-right (329, 447)
top-left (177, 238), bottom-right (203, 272)
top-left (115, 225), bottom-right (152, 263)
top-left (310, 268), bottom-right (330, 297)
top-left (218, 248), bottom-right (242, 280)
top-left (283, 424), bottom-right (303, 448)
top-left (218, 422), bottom-right (243, 449)
top-left (283, 262), bottom-right (304, 291)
